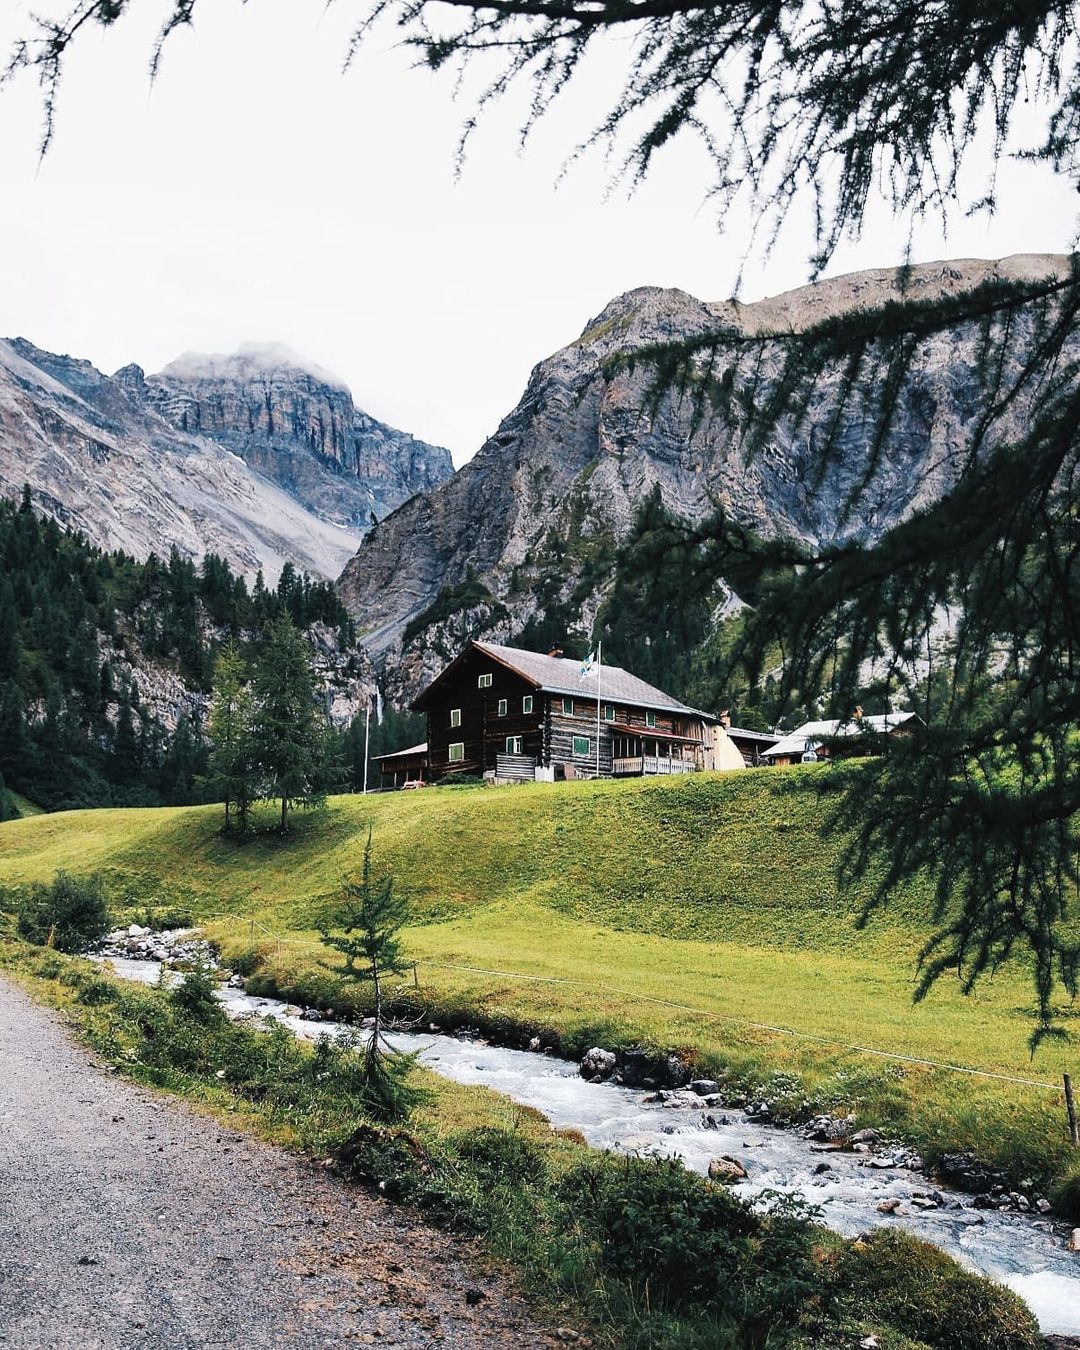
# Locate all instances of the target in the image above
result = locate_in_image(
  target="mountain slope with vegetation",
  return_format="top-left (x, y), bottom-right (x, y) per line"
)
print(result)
top-left (0, 488), bottom-right (374, 811)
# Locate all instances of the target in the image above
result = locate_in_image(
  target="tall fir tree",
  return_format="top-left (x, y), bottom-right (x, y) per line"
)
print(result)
top-left (207, 641), bottom-right (256, 833)
top-left (252, 617), bottom-right (328, 833)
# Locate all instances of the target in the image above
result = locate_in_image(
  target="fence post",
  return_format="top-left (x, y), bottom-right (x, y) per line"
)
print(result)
top-left (1066, 1074), bottom-right (1079, 1146)
top-left (412, 961), bottom-right (419, 988)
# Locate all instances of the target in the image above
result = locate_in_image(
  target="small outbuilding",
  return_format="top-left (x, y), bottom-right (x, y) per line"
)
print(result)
top-left (761, 710), bottom-right (918, 767)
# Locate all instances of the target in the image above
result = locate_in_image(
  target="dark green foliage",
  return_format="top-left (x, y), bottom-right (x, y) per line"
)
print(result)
top-left (401, 569), bottom-right (507, 648)
top-left (0, 490), bottom-right (350, 812)
top-left (207, 642), bottom-right (256, 833)
top-left (0, 772), bottom-right (17, 822)
top-left (251, 617), bottom-right (330, 832)
top-left (167, 962), bottom-right (225, 1025)
top-left (835, 1229), bottom-right (1041, 1350)
top-left (339, 704), bottom-right (425, 793)
top-left (10, 869), bottom-right (109, 953)
top-left (607, 270), bottom-right (1080, 1043)
top-left (597, 486), bottom-right (716, 701)
top-left (561, 1159), bottom-right (829, 1343)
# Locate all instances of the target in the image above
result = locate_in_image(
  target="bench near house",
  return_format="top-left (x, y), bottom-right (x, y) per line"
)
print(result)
top-left (410, 640), bottom-right (730, 785)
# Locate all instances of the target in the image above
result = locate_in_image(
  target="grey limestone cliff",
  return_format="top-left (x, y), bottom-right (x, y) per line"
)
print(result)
top-left (336, 253), bottom-right (1074, 698)
top-left (0, 338), bottom-right (452, 583)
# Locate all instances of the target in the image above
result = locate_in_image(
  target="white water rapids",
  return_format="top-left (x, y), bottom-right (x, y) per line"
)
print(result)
top-left (100, 955), bottom-right (1080, 1335)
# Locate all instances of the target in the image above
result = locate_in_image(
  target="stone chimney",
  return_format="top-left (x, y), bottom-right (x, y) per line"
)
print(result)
top-left (852, 705), bottom-right (864, 720)
top-left (547, 645), bottom-right (564, 658)
top-left (719, 709), bottom-right (732, 728)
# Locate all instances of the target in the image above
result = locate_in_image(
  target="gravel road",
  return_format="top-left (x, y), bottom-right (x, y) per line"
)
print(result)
top-left (0, 978), bottom-right (565, 1349)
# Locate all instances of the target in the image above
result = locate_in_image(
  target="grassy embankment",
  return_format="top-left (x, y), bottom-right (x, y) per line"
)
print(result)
top-left (1, 765), bottom-right (1077, 1200)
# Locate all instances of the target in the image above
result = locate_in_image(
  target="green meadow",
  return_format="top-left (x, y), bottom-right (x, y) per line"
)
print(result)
top-left (1, 766), bottom-right (1077, 1199)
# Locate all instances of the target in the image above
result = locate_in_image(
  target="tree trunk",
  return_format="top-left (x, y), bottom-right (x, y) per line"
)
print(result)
top-left (280, 791), bottom-right (288, 833)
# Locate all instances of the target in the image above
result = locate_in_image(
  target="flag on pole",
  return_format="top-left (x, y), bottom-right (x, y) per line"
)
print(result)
top-left (578, 649), bottom-right (596, 681)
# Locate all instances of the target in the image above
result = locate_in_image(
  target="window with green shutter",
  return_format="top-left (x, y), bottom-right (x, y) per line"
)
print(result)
top-left (563, 697), bottom-right (574, 715)
top-left (448, 742), bottom-right (464, 762)
top-left (450, 708), bottom-right (461, 728)
top-left (572, 735), bottom-right (590, 757)
top-left (497, 698), bottom-right (507, 716)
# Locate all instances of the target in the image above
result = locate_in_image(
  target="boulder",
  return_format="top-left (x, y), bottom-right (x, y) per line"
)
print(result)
top-left (803, 1114), bottom-right (851, 1142)
top-left (708, 1155), bottom-right (748, 1182)
top-left (1067, 1229), bottom-right (1080, 1253)
top-left (618, 1049), bottom-right (655, 1087)
top-left (935, 1152), bottom-right (1006, 1194)
top-left (688, 1079), bottom-right (719, 1097)
top-left (579, 1047), bottom-right (617, 1080)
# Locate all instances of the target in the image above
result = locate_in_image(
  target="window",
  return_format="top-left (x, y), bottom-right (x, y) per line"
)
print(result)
top-left (478, 673), bottom-right (493, 688)
top-left (645, 710), bottom-right (657, 728)
top-left (505, 735), bottom-right (523, 754)
top-left (497, 698), bottom-right (507, 717)
top-left (562, 697), bottom-right (574, 715)
top-left (603, 703), bottom-right (615, 722)
top-left (450, 708), bottom-right (461, 728)
top-left (448, 742), bottom-right (465, 762)
top-left (522, 695), bottom-right (534, 714)
top-left (573, 735), bottom-right (591, 757)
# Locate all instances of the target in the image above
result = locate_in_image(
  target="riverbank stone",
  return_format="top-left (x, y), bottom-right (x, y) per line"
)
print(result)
top-left (579, 1048), bottom-right (617, 1080)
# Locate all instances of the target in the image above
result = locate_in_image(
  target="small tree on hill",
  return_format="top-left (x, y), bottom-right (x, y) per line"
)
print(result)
top-left (318, 828), bottom-right (419, 1121)
top-left (252, 616), bottom-right (328, 833)
top-left (207, 641), bottom-right (256, 833)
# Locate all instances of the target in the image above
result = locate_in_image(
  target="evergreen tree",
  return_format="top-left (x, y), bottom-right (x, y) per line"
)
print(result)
top-left (252, 617), bottom-right (327, 832)
top-left (318, 828), bottom-right (419, 1121)
top-left (207, 642), bottom-right (256, 833)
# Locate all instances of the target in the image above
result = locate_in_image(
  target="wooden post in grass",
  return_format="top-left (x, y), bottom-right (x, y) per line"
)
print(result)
top-left (1066, 1074), bottom-right (1079, 1146)
top-left (412, 960), bottom-right (419, 988)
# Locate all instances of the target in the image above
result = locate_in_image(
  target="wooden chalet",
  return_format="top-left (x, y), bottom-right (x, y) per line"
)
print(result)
top-left (411, 640), bottom-right (722, 784)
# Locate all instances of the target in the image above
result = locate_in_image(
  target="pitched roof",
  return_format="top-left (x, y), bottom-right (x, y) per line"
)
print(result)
top-left (414, 640), bottom-right (716, 719)
top-left (761, 712), bottom-right (917, 759)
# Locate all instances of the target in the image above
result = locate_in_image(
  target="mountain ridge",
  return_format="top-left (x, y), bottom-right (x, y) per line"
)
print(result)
top-left (0, 337), bottom-right (453, 583)
top-left (336, 253), bottom-right (1075, 700)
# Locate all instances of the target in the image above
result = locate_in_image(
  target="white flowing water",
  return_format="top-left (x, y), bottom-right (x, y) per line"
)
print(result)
top-left (101, 956), bottom-right (1080, 1334)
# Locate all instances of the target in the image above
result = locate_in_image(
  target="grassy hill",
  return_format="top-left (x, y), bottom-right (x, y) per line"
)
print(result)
top-left (1, 766), bottom-right (1076, 1195)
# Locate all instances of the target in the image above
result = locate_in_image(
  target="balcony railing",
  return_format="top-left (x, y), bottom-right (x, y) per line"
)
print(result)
top-left (613, 755), bottom-right (696, 777)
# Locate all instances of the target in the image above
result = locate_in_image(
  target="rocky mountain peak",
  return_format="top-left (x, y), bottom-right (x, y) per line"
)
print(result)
top-left (145, 343), bottom-right (453, 529)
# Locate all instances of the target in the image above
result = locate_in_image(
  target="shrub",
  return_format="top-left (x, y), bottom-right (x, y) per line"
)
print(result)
top-left (11, 871), bottom-right (109, 953)
top-left (560, 1157), bottom-right (832, 1346)
top-left (1050, 1164), bottom-right (1080, 1223)
top-left (168, 963), bottom-right (225, 1025)
top-left (836, 1228), bottom-right (1041, 1350)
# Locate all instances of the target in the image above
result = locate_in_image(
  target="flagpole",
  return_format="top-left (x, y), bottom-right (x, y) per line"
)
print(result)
top-left (596, 640), bottom-right (602, 779)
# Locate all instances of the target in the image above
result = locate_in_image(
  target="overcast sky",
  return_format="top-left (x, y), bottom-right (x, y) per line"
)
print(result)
top-left (1, 0), bottom-right (1075, 464)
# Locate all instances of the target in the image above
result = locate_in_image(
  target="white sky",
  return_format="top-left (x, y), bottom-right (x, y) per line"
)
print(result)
top-left (0, 0), bottom-right (1075, 464)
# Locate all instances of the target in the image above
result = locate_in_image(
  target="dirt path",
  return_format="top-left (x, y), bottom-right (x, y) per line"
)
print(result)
top-left (0, 978), bottom-right (564, 1349)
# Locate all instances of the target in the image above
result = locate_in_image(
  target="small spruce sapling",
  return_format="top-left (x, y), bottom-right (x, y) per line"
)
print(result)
top-left (318, 828), bottom-right (420, 1121)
